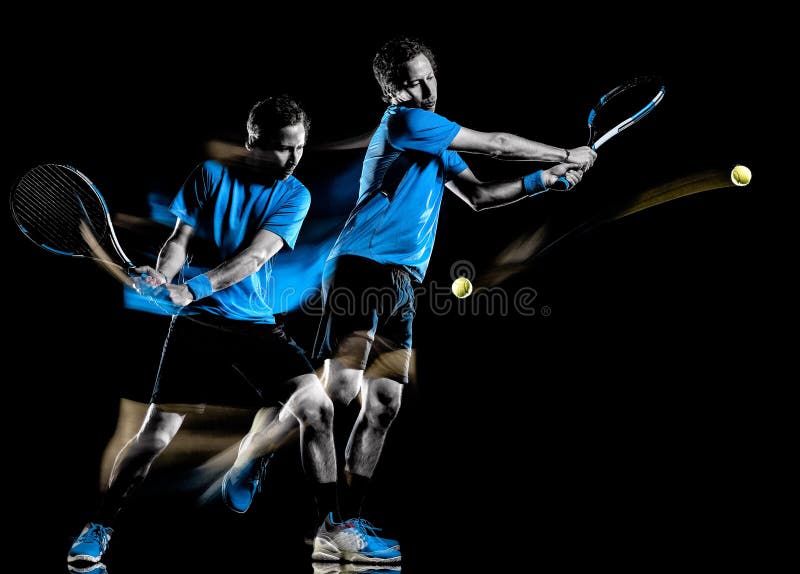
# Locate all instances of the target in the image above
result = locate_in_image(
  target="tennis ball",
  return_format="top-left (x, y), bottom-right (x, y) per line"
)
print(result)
top-left (451, 276), bottom-right (473, 298)
top-left (731, 165), bottom-right (751, 186)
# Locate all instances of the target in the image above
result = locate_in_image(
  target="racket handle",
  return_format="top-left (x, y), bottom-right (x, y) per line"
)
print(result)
top-left (550, 177), bottom-right (572, 191)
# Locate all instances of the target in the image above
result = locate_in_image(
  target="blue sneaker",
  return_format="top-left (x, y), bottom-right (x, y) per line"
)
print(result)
top-left (312, 513), bottom-right (401, 564)
top-left (305, 518), bottom-right (398, 549)
top-left (312, 563), bottom-right (400, 573)
top-left (221, 454), bottom-right (272, 513)
top-left (348, 518), bottom-right (399, 549)
top-left (67, 523), bottom-right (113, 563)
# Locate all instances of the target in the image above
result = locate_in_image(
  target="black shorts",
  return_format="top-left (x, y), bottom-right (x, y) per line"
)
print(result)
top-left (312, 255), bottom-right (416, 384)
top-left (152, 315), bottom-right (314, 413)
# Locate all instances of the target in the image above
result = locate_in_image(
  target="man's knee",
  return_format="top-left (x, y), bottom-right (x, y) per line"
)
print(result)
top-left (133, 428), bottom-right (173, 455)
top-left (325, 363), bottom-right (363, 405)
top-left (136, 408), bottom-right (183, 454)
top-left (296, 390), bottom-right (334, 432)
top-left (365, 382), bottom-right (403, 429)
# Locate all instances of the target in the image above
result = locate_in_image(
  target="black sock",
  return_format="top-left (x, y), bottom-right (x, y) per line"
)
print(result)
top-left (92, 468), bottom-right (145, 527)
top-left (342, 471), bottom-right (371, 519)
top-left (313, 481), bottom-right (340, 523)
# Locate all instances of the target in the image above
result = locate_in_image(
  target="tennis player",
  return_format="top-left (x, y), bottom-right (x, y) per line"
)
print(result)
top-left (68, 95), bottom-right (350, 564)
top-left (309, 36), bottom-right (596, 562)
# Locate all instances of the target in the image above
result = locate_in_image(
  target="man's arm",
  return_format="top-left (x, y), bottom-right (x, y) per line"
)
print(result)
top-left (450, 127), bottom-right (596, 168)
top-left (202, 228), bottom-right (285, 292)
top-left (446, 164), bottom-right (584, 212)
top-left (136, 221), bottom-right (285, 306)
top-left (157, 220), bottom-right (195, 281)
top-left (133, 219), bottom-right (195, 285)
top-left (171, 228), bottom-right (285, 306)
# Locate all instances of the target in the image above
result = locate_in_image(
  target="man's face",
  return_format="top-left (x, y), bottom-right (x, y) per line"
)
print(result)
top-left (393, 54), bottom-right (437, 112)
top-left (253, 123), bottom-right (306, 180)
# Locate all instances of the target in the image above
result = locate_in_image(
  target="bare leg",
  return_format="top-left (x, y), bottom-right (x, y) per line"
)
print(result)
top-left (96, 405), bottom-right (185, 524)
top-left (232, 374), bottom-right (335, 483)
top-left (344, 377), bottom-right (403, 478)
top-left (324, 358), bottom-right (363, 406)
top-left (230, 407), bottom-right (296, 467)
top-left (325, 358), bottom-right (403, 479)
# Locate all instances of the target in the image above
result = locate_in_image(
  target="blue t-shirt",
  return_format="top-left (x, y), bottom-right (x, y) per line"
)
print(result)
top-left (327, 106), bottom-right (468, 281)
top-left (169, 159), bottom-right (310, 323)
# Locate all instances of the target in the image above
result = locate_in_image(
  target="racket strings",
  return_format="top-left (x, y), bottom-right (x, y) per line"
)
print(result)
top-left (14, 173), bottom-right (88, 253)
top-left (13, 165), bottom-right (109, 255)
top-left (55, 166), bottom-right (106, 219)
top-left (42, 165), bottom-right (109, 235)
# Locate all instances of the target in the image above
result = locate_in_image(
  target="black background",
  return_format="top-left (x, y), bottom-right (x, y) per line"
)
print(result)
top-left (6, 9), bottom-right (769, 573)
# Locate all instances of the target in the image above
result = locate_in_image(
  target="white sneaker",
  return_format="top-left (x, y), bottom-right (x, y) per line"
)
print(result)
top-left (312, 513), bottom-right (401, 564)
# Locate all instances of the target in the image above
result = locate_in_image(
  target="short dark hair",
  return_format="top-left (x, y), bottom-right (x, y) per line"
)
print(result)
top-left (246, 94), bottom-right (311, 150)
top-left (373, 36), bottom-right (437, 103)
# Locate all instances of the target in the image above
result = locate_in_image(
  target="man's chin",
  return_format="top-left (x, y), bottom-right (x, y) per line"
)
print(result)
top-left (266, 166), bottom-right (295, 180)
top-left (420, 98), bottom-right (437, 111)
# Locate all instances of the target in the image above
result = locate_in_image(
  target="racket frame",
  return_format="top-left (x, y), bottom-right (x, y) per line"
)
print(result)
top-left (589, 77), bottom-right (666, 150)
top-left (11, 163), bottom-right (135, 269)
top-left (551, 76), bottom-right (665, 191)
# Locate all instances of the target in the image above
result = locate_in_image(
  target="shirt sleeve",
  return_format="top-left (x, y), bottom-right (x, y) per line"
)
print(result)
top-left (443, 150), bottom-right (468, 179)
top-left (169, 162), bottom-right (210, 227)
top-left (387, 107), bottom-right (462, 155)
top-left (261, 181), bottom-right (311, 251)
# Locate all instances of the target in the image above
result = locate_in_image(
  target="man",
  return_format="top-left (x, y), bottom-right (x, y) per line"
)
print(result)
top-left (67, 95), bottom-right (342, 565)
top-left (309, 37), bottom-right (597, 561)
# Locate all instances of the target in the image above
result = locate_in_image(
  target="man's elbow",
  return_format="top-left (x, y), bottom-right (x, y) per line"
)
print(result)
top-left (250, 249), bottom-right (272, 271)
top-left (252, 240), bottom-right (285, 269)
top-left (468, 187), bottom-right (492, 211)
top-left (487, 133), bottom-right (514, 158)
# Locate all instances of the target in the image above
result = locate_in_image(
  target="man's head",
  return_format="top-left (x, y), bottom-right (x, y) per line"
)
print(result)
top-left (246, 95), bottom-right (310, 180)
top-left (373, 37), bottom-right (438, 112)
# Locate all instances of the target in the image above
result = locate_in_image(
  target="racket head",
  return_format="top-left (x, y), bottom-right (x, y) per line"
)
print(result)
top-left (10, 163), bottom-right (134, 267)
top-left (587, 76), bottom-right (665, 149)
top-left (550, 76), bottom-right (665, 192)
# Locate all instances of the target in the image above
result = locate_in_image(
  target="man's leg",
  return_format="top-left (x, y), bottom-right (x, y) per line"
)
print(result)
top-left (69, 405), bottom-right (185, 563)
top-left (343, 375), bottom-right (403, 519)
top-left (224, 375), bottom-right (336, 516)
top-left (325, 357), bottom-right (404, 517)
top-left (234, 375), bottom-right (335, 481)
top-left (312, 363), bottom-right (402, 564)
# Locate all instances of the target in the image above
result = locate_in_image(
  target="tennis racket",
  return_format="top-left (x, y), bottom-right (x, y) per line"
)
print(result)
top-left (11, 163), bottom-right (177, 311)
top-left (552, 76), bottom-right (666, 191)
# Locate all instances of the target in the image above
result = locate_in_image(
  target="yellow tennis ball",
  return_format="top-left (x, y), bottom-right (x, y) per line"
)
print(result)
top-left (451, 277), bottom-right (473, 298)
top-left (731, 165), bottom-right (752, 186)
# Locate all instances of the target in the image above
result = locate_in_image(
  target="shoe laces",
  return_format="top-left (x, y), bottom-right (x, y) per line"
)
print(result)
top-left (83, 524), bottom-right (111, 549)
top-left (255, 454), bottom-right (272, 493)
top-left (347, 517), bottom-right (384, 538)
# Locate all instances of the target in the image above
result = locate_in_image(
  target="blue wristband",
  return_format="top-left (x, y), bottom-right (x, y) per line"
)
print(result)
top-left (185, 274), bottom-right (213, 300)
top-left (522, 170), bottom-right (546, 197)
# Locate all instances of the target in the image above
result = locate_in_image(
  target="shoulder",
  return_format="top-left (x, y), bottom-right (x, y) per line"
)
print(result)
top-left (281, 176), bottom-right (311, 206)
top-left (184, 159), bottom-right (226, 185)
top-left (387, 106), bottom-right (444, 131)
top-left (200, 159), bottom-right (226, 178)
top-left (386, 106), bottom-right (460, 148)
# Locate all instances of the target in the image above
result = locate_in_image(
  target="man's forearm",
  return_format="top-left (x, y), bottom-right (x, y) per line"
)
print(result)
top-left (204, 245), bottom-right (269, 292)
top-left (156, 241), bottom-right (188, 282)
top-left (451, 127), bottom-right (592, 165)
top-left (497, 133), bottom-right (569, 162)
top-left (472, 179), bottom-right (532, 211)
